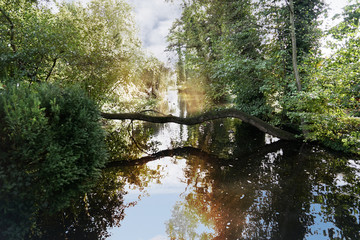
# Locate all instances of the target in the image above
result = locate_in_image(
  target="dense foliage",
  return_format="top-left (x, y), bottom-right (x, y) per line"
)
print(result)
top-left (0, 83), bottom-right (107, 239)
top-left (168, 0), bottom-right (360, 154)
top-left (0, 0), bottom-right (171, 237)
top-left (292, 1), bottom-right (360, 153)
top-left (168, 0), bottom-right (269, 117)
top-left (0, 0), bottom-right (169, 101)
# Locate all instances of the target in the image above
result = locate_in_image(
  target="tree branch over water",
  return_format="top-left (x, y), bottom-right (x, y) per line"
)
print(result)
top-left (101, 108), bottom-right (298, 141)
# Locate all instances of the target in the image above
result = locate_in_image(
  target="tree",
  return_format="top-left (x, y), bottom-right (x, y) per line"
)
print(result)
top-left (0, 0), bottom-right (169, 102)
top-left (256, 0), bottom-right (325, 127)
top-left (168, 0), bottom-right (269, 118)
top-left (288, 0), bottom-right (302, 91)
top-left (289, 0), bottom-right (360, 153)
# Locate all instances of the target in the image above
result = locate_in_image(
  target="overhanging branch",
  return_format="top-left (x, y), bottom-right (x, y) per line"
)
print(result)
top-left (101, 108), bottom-right (298, 141)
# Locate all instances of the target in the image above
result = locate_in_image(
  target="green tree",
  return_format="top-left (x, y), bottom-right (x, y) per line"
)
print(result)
top-left (257, 0), bottom-right (325, 126)
top-left (289, 1), bottom-right (360, 153)
top-left (0, 0), bottom-right (168, 102)
top-left (168, 0), bottom-right (269, 117)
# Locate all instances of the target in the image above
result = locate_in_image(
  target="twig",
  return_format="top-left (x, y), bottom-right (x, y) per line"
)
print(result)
top-left (127, 120), bottom-right (151, 155)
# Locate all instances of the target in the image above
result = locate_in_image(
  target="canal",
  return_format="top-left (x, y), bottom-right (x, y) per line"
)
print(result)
top-left (35, 85), bottom-right (360, 239)
top-left (106, 86), bottom-right (360, 239)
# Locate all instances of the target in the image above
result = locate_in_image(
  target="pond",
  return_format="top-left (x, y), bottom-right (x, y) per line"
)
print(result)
top-left (37, 86), bottom-right (360, 239)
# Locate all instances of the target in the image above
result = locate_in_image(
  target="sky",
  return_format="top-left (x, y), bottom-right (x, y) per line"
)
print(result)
top-left (127, 0), bottom-right (350, 64)
top-left (127, 0), bottom-right (182, 64)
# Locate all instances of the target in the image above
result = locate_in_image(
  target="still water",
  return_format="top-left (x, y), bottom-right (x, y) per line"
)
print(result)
top-left (37, 86), bottom-right (360, 239)
top-left (105, 87), bottom-right (360, 239)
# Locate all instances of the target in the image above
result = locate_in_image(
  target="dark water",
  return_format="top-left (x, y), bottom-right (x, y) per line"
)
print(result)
top-left (37, 87), bottom-right (360, 239)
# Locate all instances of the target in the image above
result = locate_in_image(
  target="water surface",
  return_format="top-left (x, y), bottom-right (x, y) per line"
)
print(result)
top-left (106, 87), bottom-right (360, 239)
top-left (35, 86), bottom-right (360, 239)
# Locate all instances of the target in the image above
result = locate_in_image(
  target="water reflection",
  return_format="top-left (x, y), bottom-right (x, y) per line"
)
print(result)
top-left (33, 86), bottom-right (360, 239)
top-left (161, 143), bottom-right (360, 240)
top-left (27, 169), bottom-right (126, 240)
top-left (107, 86), bottom-right (360, 239)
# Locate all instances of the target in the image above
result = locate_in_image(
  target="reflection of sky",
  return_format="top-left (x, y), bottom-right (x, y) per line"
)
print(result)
top-left (108, 154), bottom-right (360, 239)
top-left (305, 204), bottom-right (342, 239)
top-left (108, 193), bottom-right (181, 240)
top-left (108, 158), bottom-right (187, 240)
top-left (106, 81), bottom-right (360, 239)
top-left (108, 157), bottom-right (214, 240)
top-left (149, 86), bottom-right (188, 151)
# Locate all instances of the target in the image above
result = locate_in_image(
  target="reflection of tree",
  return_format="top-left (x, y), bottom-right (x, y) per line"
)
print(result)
top-left (312, 156), bottom-right (360, 239)
top-left (165, 145), bottom-right (262, 239)
top-left (245, 145), bottom-right (315, 240)
top-left (163, 142), bottom-right (360, 239)
top-left (105, 120), bottom-right (157, 161)
top-left (28, 169), bottom-right (126, 239)
top-left (166, 199), bottom-right (214, 240)
top-left (31, 119), bottom-right (360, 239)
top-left (186, 119), bottom-right (265, 159)
top-left (26, 140), bottom-right (165, 240)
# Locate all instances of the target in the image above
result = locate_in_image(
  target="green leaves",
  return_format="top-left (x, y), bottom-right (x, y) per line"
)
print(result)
top-left (0, 83), bottom-right (108, 239)
top-left (1, 0), bottom-right (167, 104)
top-left (168, 0), bottom-right (269, 117)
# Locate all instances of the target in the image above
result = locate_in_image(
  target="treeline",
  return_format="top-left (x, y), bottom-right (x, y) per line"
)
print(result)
top-left (168, 0), bottom-right (360, 154)
top-left (0, 0), bottom-right (170, 101)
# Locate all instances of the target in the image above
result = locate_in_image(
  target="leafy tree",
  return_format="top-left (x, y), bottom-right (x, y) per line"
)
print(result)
top-left (168, 0), bottom-right (269, 118)
top-left (288, 1), bottom-right (360, 153)
top-left (54, 0), bottom-right (144, 100)
top-left (256, 0), bottom-right (325, 126)
top-left (0, 0), bottom-right (169, 102)
top-left (0, 0), bottom-right (66, 82)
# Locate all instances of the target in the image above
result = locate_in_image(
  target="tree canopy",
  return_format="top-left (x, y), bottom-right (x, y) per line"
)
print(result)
top-left (167, 0), bottom-right (360, 154)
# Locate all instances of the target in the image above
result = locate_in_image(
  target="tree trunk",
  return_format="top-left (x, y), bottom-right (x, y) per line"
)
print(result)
top-left (289, 0), bottom-right (302, 91)
top-left (101, 108), bottom-right (298, 141)
top-left (289, 0), bottom-right (309, 137)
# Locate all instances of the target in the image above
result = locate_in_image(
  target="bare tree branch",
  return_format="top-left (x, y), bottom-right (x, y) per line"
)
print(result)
top-left (45, 57), bottom-right (59, 82)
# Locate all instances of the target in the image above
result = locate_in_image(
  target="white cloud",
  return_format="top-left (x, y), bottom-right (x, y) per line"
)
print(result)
top-left (127, 0), bottom-right (182, 63)
top-left (150, 235), bottom-right (168, 240)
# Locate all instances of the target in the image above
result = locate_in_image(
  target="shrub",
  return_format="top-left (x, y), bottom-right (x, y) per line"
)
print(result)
top-left (0, 83), bottom-right (108, 239)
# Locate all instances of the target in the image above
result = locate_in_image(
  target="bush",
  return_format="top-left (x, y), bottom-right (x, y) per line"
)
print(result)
top-left (0, 83), bottom-right (108, 239)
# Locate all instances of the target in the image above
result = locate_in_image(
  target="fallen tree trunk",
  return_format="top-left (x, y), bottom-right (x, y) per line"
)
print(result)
top-left (101, 108), bottom-right (298, 141)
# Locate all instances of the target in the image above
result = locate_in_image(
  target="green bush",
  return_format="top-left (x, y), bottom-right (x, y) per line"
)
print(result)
top-left (0, 83), bottom-right (108, 239)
